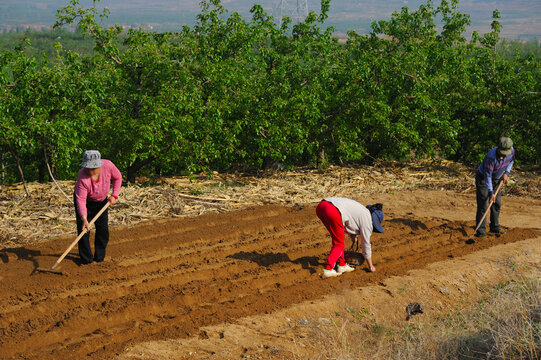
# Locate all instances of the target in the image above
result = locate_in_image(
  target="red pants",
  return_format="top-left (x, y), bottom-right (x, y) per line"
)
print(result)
top-left (316, 200), bottom-right (346, 270)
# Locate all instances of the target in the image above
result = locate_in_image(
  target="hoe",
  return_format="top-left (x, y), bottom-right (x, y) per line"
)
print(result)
top-left (37, 202), bottom-right (110, 275)
top-left (467, 181), bottom-right (504, 243)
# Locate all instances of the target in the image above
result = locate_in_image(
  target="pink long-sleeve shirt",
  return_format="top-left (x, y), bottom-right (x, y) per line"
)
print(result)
top-left (75, 159), bottom-right (122, 217)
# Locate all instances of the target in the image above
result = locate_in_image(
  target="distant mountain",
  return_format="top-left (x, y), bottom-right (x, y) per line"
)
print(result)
top-left (0, 0), bottom-right (539, 39)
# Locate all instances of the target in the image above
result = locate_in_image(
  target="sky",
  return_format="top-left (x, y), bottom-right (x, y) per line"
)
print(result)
top-left (0, 0), bottom-right (540, 39)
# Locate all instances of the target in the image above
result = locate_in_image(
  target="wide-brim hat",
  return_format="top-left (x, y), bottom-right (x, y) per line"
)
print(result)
top-left (81, 150), bottom-right (103, 169)
top-left (498, 137), bottom-right (513, 156)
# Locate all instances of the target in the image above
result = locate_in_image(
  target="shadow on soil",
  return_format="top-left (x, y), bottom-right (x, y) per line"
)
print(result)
top-left (390, 217), bottom-right (472, 237)
top-left (0, 246), bottom-right (42, 266)
top-left (388, 218), bottom-right (429, 231)
top-left (228, 251), bottom-right (320, 274)
top-left (445, 223), bottom-right (470, 237)
top-left (0, 246), bottom-right (81, 274)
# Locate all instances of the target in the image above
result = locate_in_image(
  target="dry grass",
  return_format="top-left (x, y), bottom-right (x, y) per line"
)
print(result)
top-left (387, 278), bottom-right (540, 360)
top-left (304, 276), bottom-right (541, 360)
top-left (0, 160), bottom-right (539, 249)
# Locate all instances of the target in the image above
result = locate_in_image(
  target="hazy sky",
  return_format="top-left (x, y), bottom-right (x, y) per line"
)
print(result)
top-left (0, 0), bottom-right (539, 39)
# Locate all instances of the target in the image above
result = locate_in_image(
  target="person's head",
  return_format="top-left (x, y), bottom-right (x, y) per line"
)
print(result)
top-left (81, 150), bottom-right (103, 175)
top-left (497, 137), bottom-right (513, 159)
top-left (366, 203), bottom-right (384, 233)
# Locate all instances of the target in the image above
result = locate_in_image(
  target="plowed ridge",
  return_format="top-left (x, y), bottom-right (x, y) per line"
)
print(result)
top-left (0, 204), bottom-right (538, 359)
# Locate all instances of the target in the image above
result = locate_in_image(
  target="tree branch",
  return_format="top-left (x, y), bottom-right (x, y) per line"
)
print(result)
top-left (44, 143), bottom-right (71, 203)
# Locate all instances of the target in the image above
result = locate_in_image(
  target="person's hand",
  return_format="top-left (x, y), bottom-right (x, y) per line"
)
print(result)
top-left (108, 196), bottom-right (117, 206)
top-left (82, 218), bottom-right (90, 232)
top-left (490, 193), bottom-right (496, 203)
top-left (366, 257), bottom-right (376, 272)
top-left (502, 173), bottom-right (509, 184)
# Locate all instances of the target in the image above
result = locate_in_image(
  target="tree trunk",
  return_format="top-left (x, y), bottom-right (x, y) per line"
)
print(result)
top-left (8, 146), bottom-right (30, 198)
top-left (126, 156), bottom-right (156, 183)
top-left (1, 151), bottom-right (5, 188)
top-left (319, 147), bottom-right (326, 166)
top-left (44, 143), bottom-right (70, 201)
top-left (38, 137), bottom-right (48, 183)
top-left (38, 160), bottom-right (46, 183)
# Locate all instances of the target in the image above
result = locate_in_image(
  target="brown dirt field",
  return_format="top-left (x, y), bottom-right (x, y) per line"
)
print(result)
top-left (119, 237), bottom-right (541, 360)
top-left (0, 190), bottom-right (540, 359)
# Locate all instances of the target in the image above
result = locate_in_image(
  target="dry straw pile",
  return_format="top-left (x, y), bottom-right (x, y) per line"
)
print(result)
top-left (0, 160), bottom-right (539, 249)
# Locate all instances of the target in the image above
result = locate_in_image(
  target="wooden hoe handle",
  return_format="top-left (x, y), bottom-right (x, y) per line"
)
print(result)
top-left (474, 181), bottom-right (504, 233)
top-left (51, 202), bottom-right (110, 270)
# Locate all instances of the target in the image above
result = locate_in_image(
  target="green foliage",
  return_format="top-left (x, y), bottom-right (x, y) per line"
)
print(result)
top-left (0, 28), bottom-right (96, 57)
top-left (0, 0), bottom-right (540, 185)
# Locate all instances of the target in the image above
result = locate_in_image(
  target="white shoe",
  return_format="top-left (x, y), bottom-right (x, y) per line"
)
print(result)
top-left (337, 264), bottom-right (355, 274)
top-left (322, 269), bottom-right (341, 278)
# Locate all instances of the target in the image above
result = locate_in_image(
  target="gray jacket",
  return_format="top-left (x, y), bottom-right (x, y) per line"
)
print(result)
top-left (325, 197), bottom-right (373, 258)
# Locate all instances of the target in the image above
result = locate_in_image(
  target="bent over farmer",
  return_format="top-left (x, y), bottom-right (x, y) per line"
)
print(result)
top-left (74, 150), bottom-right (122, 264)
top-left (475, 137), bottom-right (514, 237)
top-left (316, 197), bottom-right (384, 278)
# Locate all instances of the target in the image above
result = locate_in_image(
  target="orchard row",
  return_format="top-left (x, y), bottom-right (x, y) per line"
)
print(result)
top-left (1, 0), bottom-right (539, 185)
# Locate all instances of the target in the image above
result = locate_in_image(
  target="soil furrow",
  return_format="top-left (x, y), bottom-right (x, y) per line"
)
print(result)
top-left (0, 203), bottom-right (538, 359)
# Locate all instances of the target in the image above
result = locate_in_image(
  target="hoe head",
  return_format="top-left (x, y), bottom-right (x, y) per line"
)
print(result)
top-left (36, 267), bottom-right (64, 275)
top-left (344, 251), bottom-right (365, 266)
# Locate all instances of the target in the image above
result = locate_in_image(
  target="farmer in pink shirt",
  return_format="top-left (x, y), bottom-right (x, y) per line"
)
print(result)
top-left (74, 150), bottom-right (122, 264)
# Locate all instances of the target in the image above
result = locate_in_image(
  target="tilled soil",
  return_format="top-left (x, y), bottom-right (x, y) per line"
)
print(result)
top-left (0, 192), bottom-right (539, 359)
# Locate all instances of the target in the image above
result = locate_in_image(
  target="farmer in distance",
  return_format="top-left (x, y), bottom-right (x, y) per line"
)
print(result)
top-left (474, 137), bottom-right (514, 238)
top-left (74, 150), bottom-right (122, 264)
top-left (316, 197), bottom-right (384, 277)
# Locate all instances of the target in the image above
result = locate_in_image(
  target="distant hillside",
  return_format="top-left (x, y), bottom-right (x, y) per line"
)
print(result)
top-left (1, 0), bottom-right (540, 38)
